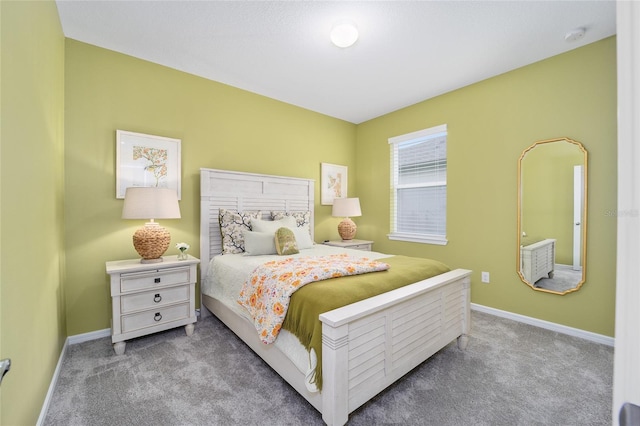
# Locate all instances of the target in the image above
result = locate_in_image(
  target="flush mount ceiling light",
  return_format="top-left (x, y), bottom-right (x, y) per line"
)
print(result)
top-left (330, 20), bottom-right (359, 48)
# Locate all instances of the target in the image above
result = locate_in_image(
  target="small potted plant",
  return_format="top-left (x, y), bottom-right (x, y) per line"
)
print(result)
top-left (176, 242), bottom-right (190, 260)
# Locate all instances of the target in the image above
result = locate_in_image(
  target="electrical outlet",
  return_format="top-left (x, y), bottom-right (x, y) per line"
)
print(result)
top-left (481, 271), bottom-right (490, 283)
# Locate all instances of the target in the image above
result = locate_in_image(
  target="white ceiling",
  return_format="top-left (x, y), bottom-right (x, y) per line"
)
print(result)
top-left (55, 1), bottom-right (616, 124)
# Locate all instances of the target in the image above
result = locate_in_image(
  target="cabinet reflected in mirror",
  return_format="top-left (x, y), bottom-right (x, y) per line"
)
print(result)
top-left (517, 138), bottom-right (587, 295)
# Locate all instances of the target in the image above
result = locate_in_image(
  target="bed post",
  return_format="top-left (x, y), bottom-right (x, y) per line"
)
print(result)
top-left (457, 276), bottom-right (472, 350)
top-left (199, 169), bottom-right (212, 319)
top-left (321, 322), bottom-right (350, 426)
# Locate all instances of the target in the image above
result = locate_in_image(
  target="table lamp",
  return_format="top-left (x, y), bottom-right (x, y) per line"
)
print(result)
top-left (122, 187), bottom-right (181, 263)
top-left (332, 197), bottom-right (362, 240)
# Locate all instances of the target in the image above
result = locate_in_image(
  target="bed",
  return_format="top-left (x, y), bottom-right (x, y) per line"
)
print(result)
top-left (520, 238), bottom-right (556, 284)
top-left (199, 168), bottom-right (472, 425)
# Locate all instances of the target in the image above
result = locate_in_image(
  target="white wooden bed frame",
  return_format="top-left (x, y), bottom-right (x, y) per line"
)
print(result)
top-left (199, 168), bottom-right (472, 425)
top-left (520, 238), bottom-right (556, 285)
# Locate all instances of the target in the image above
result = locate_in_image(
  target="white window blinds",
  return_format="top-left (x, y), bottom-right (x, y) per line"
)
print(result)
top-left (388, 124), bottom-right (447, 245)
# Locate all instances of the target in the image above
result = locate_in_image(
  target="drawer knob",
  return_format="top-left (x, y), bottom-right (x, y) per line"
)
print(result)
top-left (153, 294), bottom-right (162, 303)
top-left (154, 278), bottom-right (161, 283)
top-left (154, 312), bottom-right (162, 322)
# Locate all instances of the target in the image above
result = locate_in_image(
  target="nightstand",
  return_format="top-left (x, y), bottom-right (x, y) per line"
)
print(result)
top-left (106, 255), bottom-right (199, 355)
top-left (323, 239), bottom-right (373, 251)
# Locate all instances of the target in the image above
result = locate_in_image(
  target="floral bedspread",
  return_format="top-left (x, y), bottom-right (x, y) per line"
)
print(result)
top-left (237, 254), bottom-right (390, 344)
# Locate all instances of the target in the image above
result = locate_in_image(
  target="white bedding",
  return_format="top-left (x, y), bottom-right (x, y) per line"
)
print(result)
top-left (202, 244), bottom-right (389, 392)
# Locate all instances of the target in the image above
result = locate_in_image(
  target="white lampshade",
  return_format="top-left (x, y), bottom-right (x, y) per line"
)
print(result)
top-left (332, 197), bottom-right (362, 218)
top-left (122, 187), bottom-right (181, 220)
top-left (332, 198), bottom-right (362, 240)
top-left (122, 187), bottom-right (181, 263)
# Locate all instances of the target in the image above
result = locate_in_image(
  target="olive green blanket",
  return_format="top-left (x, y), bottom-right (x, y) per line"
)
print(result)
top-left (281, 255), bottom-right (450, 391)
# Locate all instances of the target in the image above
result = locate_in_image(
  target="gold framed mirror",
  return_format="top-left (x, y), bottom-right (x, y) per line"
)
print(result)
top-left (517, 137), bottom-right (587, 294)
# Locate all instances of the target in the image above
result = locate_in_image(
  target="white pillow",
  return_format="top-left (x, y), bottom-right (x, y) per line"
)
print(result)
top-left (291, 223), bottom-right (314, 249)
top-left (251, 216), bottom-right (297, 233)
top-left (242, 231), bottom-right (277, 256)
top-left (252, 217), bottom-right (314, 249)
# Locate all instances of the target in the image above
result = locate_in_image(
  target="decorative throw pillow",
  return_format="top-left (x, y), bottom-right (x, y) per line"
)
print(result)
top-left (218, 209), bottom-right (261, 254)
top-left (242, 230), bottom-right (277, 256)
top-left (267, 212), bottom-right (314, 249)
top-left (275, 227), bottom-right (299, 255)
top-left (251, 216), bottom-right (297, 234)
top-left (270, 211), bottom-right (311, 227)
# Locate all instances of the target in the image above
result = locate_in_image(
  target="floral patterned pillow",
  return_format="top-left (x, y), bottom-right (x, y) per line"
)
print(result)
top-left (270, 211), bottom-right (311, 227)
top-left (219, 209), bottom-right (262, 254)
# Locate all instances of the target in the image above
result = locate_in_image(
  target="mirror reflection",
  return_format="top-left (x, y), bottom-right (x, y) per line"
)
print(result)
top-left (517, 137), bottom-right (587, 295)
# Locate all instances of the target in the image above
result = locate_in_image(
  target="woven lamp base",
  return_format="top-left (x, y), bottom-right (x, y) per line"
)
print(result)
top-left (338, 218), bottom-right (357, 240)
top-left (132, 223), bottom-right (171, 263)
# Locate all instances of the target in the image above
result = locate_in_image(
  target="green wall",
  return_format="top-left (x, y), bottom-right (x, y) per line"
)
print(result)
top-left (356, 37), bottom-right (617, 336)
top-left (64, 39), bottom-right (357, 335)
top-left (0, 1), bottom-right (66, 424)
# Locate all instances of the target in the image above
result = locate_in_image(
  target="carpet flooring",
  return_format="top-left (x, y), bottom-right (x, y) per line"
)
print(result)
top-left (534, 266), bottom-right (583, 293)
top-left (43, 311), bottom-right (613, 425)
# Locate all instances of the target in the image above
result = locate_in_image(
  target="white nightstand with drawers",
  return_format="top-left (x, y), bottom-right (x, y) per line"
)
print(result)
top-left (106, 255), bottom-right (199, 355)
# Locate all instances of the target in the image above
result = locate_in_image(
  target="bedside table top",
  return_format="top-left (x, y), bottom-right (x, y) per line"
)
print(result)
top-left (106, 254), bottom-right (200, 274)
top-left (323, 239), bottom-right (373, 247)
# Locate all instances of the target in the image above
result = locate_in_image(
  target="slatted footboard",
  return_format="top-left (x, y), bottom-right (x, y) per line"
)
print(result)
top-left (319, 269), bottom-right (472, 425)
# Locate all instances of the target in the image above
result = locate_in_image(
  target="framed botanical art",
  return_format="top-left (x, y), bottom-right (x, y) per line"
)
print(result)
top-left (321, 163), bottom-right (347, 205)
top-left (116, 130), bottom-right (181, 199)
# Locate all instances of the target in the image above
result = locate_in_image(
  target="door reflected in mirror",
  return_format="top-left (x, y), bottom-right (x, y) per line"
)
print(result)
top-left (517, 137), bottom-right (587, 295)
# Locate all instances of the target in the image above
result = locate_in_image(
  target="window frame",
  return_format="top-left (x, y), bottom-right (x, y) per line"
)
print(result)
top-left (388, 124), bottom-right (448, 246)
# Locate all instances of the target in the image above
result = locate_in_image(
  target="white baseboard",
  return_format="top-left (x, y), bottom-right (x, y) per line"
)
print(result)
top-left (67, 328), bottom-right (111, 345)
top-left (37, 328), bottom-right (110, 425)
top-left (471, 303), bottom-right (615, 347)
top-left (36, 338), bottom-right (68, 426)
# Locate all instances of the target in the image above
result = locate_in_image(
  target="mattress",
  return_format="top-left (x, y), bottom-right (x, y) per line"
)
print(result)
top-left (202, 244), bottom-right (390, 392)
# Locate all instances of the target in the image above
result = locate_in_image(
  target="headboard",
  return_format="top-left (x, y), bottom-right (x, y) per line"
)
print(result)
top-left (199, 168), bottom-right (315, 279)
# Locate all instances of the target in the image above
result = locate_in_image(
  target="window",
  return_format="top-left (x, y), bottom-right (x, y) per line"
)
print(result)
top-left (388, 124), bottom-right (447, 245)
